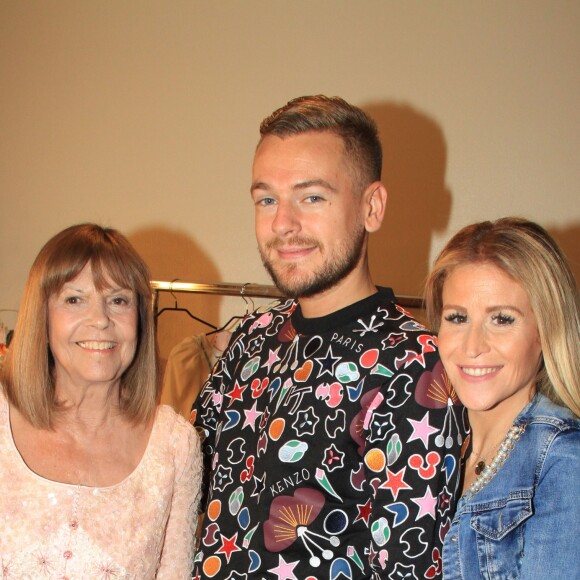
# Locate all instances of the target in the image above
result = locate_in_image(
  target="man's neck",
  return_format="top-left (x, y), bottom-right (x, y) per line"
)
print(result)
top-left (298, 270), bottom-right (377, 318)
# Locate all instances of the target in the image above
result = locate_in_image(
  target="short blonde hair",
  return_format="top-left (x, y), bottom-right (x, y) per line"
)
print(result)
top-left (425, 217), bottom-right (580, 417)
top-left (1, 223), bottom-right (160, 428)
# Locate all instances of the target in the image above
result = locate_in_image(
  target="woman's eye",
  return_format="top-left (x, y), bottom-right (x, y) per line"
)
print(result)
top-left (491, 313), bottom-right (515, 325)
top-left (64, 296), bottom-right (80, 305)
top-left (443, 312), bottom-right (467, 324)
top-left (111, 295), bottom-right (132, 306)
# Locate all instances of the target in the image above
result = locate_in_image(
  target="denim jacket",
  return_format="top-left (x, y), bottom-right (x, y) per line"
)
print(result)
top-left (442, 393), bottom-right (580, 579)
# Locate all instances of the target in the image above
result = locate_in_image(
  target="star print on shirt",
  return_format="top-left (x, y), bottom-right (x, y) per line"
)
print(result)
top-left (268, 554), bottom-right (299, 580)
top-left (217, 532), bottom-right (242, 563)
top-left (226, 381), bottom-right (247, 406)
top-left (314, 346), bottom-right (341, 378)
top-left (193, 292), bottom-right (466, 578)
top-left (379, 467), bottom-right (412, 501)
top-left (412, 486), bottom-right (438, 521)
top-left (251, 472), bottom-right (266, 502)
top-left (407, 412), bottom-right (439, 448)
top-left (243, 401), bottom-right (263, 431)
top-left (354, 498), bottom-right (373, 526)
top-left (262, 345), bottom-right (282, 373)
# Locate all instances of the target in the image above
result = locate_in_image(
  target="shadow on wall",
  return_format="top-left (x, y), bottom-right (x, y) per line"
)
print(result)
top-left (549, 223), bottom-right (580, 285)
top-left (128, 226), bottom-right (221, 368)
top-left (363, 102), bottom-right (452, 299)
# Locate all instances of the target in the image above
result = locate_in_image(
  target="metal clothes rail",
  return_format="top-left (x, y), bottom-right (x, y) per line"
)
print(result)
top-left (150, 280), bottom-right (424, 312)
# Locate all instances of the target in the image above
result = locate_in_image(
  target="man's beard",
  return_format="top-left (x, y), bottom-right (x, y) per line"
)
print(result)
top-left (260, 224), bottom-right (366, 299)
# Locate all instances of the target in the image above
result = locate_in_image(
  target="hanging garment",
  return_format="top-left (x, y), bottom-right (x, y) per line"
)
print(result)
top-left (161, 332), bottom-right (231, 419)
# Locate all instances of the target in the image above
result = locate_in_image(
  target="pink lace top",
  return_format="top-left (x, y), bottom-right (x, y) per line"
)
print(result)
top-left (0, 391), bottom-right (202, 579)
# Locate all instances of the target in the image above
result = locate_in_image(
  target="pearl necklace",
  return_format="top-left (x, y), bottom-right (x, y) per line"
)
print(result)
top-left (469, 437), bottom-right (504, 476)
top-left (464, 424), bottom-right (525, 499)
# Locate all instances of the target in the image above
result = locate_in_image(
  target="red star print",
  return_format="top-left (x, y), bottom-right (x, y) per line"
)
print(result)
top-left (379, 467), bottom-right (412, 500)
top-left (226, 381), bottom-right (247, 406)
top-left (216, 532), bottom-right (241, 563)
top-left (354, 498), bottom-right (373, 526)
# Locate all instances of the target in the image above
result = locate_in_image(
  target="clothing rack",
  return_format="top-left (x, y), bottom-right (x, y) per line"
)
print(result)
top-left (150, 280), bottom-right (424, 314)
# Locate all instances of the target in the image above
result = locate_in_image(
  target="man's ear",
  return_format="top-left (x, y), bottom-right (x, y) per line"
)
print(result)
top-left (363, 182), bottom-right (387, 233)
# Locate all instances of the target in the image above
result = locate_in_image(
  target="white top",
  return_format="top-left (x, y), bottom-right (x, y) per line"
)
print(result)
top-left (0, 390), bottom-right (202, 579)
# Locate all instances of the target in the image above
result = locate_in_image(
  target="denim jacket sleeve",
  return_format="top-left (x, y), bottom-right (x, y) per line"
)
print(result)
top-left (518, 428), bottom-right (580, 577)
top-left (443, 398), bottom-right (580, 580)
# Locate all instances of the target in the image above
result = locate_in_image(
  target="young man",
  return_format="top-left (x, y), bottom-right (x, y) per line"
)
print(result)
top-left (192, 96), bottom-right (465, 579)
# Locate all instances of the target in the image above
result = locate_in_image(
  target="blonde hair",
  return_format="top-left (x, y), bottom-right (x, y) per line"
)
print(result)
top-left (1, 223), bottom-right (160, 428)
top-left (425, 217), bottom-right (580, 417)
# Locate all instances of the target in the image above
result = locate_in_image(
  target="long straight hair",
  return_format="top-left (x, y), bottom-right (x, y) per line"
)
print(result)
top-left (1, 223), bottom-right (160, 428)
top-left (425, 217), bottom-right (580, 417)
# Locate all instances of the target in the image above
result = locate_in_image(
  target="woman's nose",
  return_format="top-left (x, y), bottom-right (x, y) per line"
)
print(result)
top-left (463, 324), bottom-right (489, 357)
top-left (88, 299), bottom-right (110, 329)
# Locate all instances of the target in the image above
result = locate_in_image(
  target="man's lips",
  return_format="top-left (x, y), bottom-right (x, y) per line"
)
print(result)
top-left (276, 246), bottom-right (315, 258)
top-left (267, 238), bottom-right (318, 258)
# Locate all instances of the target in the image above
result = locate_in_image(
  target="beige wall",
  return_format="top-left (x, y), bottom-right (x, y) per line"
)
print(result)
top-left (1, 1), bottom-right (579, 363)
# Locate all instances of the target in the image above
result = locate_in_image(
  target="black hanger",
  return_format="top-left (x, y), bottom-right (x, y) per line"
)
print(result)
top-left (206, 283), bottom-right (254, 335)
top-left (155, 282), bottom-right (217, 330)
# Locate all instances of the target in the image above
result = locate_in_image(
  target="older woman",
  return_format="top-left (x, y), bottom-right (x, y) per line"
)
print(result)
top-left (425, 217), bottom-right (579, 579)
top-left (0, 224), bottom-right (202, 578)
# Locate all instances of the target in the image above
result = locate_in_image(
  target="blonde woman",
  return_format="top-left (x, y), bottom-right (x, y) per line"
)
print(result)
top-left (425, 217), bottom-right (579, 579)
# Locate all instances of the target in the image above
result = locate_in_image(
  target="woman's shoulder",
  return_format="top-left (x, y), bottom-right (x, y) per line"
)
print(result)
top-left (513, 395), bottom-right (579, 476)
top-left (519, 393), bottom-right (579, 432)
top-left (0, 387), bottom-right (9, 427)
top-left (151, 405), bottom-right (200, 479)
top-left (153, 405), bottom-right (200, 455)
top-left (154, 404), bottom-right (196, 439)
top-left (0, 388), bottom-right (9, 444)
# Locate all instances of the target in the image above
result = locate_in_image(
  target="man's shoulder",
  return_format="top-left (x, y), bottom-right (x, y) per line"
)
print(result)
top-left (236, 298), bottom-right (296, 329)
top-left (346, 292), bottom-right (434, 338)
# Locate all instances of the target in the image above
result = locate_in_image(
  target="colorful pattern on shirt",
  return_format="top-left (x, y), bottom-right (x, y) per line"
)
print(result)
top-left (192, 289), bottom-right (466, 579)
